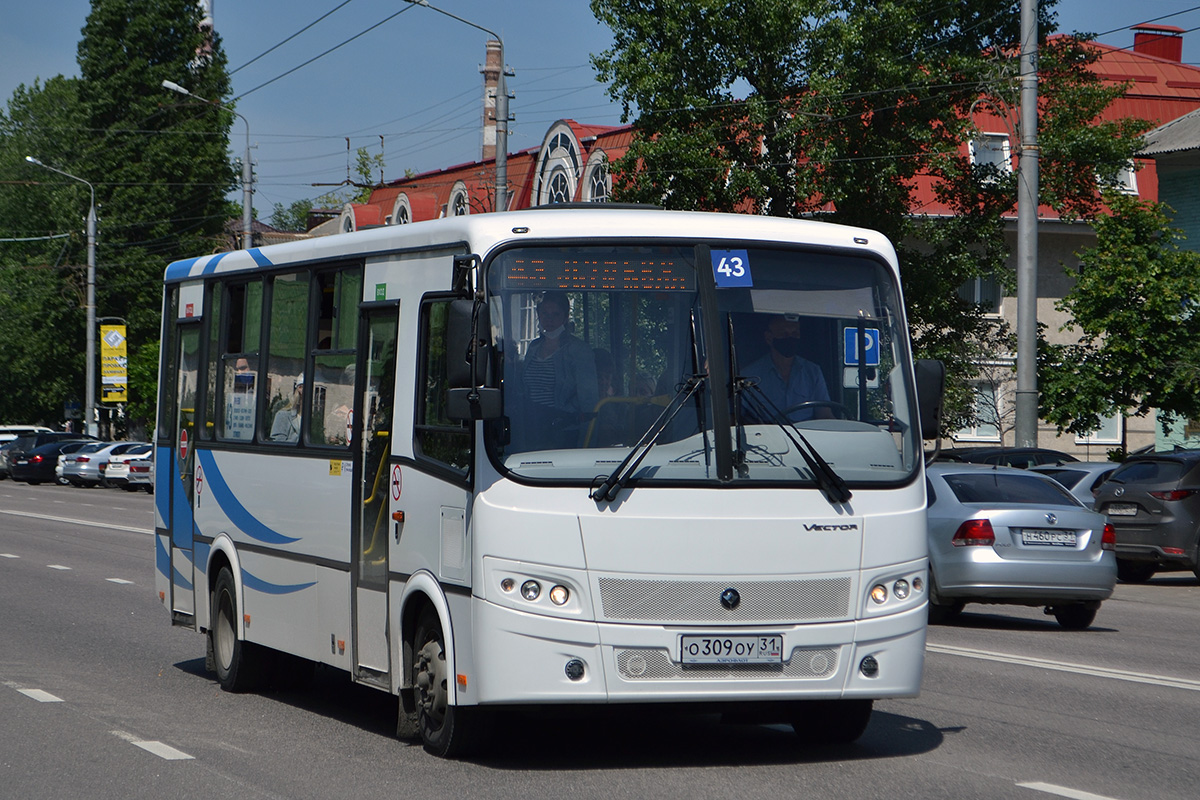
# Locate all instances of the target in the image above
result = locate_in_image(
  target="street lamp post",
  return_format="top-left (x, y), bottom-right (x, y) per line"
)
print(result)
top-left (161, 79), bottom-right (254, 249)
top-left (405, 0), bottom-right (509, 212)
top-left (25, 156), bottom-right (98, 438)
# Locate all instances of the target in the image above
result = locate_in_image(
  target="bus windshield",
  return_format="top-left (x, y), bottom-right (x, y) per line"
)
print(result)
top-left (487, 243), bottom-right (920, 487)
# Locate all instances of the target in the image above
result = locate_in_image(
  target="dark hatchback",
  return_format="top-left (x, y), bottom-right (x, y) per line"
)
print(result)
top-left (934, 447), bottom-right (1079, 469)
top-left (1092, 450), bottom-right (1200, 582)
top-left (10, 439), bottom-right (93, 485)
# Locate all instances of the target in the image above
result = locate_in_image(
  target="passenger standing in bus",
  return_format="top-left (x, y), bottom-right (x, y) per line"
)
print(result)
top-left (517, 291), bottom-right (598, 449)
top-left (741, 315), bottom-right (832, 422)
top-left (271, 373), bottom-right (303, 442)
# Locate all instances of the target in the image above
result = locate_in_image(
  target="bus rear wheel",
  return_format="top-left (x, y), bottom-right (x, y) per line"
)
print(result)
top-left (412, 606), bottom-right (488, 757)
top-left (210, 567), bottom-right (266, 692)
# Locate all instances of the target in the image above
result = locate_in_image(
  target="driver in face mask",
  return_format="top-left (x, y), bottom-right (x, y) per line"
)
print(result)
top-left (742, 314), bottom-right (832, 422)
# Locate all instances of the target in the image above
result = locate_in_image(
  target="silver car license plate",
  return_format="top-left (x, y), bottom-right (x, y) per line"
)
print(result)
top-left (1106, 503), bottom-right (1137, 516)
top-left (680, 634), bottom-right (783, 664)
top-left (1021, 529), bottom-right (1077, 547)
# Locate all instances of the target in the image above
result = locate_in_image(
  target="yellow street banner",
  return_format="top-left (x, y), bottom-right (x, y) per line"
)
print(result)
top-left (100, 324), bottom-right (128, 403)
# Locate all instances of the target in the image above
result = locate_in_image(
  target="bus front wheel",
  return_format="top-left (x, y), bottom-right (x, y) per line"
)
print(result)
top-left (412, 606), bottom-right (488, 757)
top-left (210, 567), bottom-right (266, 692)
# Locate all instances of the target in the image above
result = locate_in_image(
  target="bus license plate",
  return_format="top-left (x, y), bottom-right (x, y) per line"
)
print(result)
top-left (1021, 529), bottom-right (1077, 547)
top-left (680, 635), bottom-right (783, 664)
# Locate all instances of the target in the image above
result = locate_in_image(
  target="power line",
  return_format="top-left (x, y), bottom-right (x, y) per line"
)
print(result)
top-left (230, 0), bottom-right (359, 75)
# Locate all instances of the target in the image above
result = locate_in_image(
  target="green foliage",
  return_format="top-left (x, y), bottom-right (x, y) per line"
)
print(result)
top-left (0, 0), bottom-right (234, 429)
top-left (591, 0), bottom-right (1148, 434)
top-left (271, 198), bottom-right (315, 232)
top-left (1040, 193), bottom-right (1200, 434)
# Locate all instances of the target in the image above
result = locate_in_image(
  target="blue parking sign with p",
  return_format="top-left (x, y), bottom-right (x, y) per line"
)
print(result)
top-left (844, 327), bottom-right (880, 366)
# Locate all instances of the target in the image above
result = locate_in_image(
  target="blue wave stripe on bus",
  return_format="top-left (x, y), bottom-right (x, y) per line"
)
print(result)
top-left (155, 446), bottom-right (170, 523)
top-left (241, 568), bottom-right (315, 595)
top-left (165, 257), bottom-right (203, 281)
top-left (196, 449), bottom-right (300, 544)
top-left (173, 559), bottom-right (194, 591)
top-left (172, 467), bottom-right (193, 548)
top-left (155, 532), bottom-right (170, 579)
top-left (199, 251), bottom-right (232, 276)
top-left (247, 248), bottom-right (273, 267)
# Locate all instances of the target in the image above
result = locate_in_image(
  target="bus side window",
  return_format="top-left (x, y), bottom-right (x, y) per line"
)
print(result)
top-left (218, 280), bottom-right (263, 442)
top-left (201, 282), bottom-right (222, 440)
top-left (416, 297), bottom-right (470, 474)
top-left (262, 272), bottom-right (310, 444)
top-left (308, 269), bottom-right (360, 447)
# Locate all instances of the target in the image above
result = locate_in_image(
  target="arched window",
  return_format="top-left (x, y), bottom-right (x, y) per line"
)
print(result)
top-left (391, 194), bottom-right (411, 225)
top-left (448, 181), bottom-right (470, 216)
top-left (535, 123), bottom-right (582, 206)
top-left (584, 152), bottom-right (610, 203)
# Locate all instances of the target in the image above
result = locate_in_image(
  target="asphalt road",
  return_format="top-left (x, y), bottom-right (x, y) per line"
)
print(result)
top-left (1, 479), bottom-right (1198, 799)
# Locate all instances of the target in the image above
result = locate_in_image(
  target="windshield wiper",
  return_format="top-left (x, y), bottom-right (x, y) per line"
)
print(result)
top-left (736, 382), bottom-right (853, 506)
top-left (590, 373), bottom-right (706, 503)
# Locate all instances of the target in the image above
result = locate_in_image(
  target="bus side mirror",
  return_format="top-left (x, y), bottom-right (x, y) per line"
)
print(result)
top-left (914, 359), bottom-right (945, 441)
top-left (446, 297), bottom-right (501, 420)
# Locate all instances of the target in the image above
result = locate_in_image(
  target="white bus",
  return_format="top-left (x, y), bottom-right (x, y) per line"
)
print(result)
top-left (155, 207), bottom-right (943, 757)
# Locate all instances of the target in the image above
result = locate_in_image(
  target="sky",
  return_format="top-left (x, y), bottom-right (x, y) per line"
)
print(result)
top-left (3, 1), bottom-right (1200, 219)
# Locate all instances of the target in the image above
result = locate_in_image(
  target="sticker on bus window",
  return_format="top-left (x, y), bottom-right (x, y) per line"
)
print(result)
top-left (711, 250), bottom-right (753, 288)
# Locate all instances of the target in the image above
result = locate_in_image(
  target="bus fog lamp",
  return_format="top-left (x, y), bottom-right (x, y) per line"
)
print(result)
top-left (869, 584), bottom-right (888, 604)
top-left (565, 659), bottom-right (585, 680)
top-left (500, 578), bottom-right (515, 593)
top-left (859, 655), bottom-right (879, 677)
top-left (521, 580), bottom-right (541, 601)
top-left (912, 576), bottom-right (924, 593)
top-left (893, 579), bottom-right (910, 600)
top-left (549, 585), bottom-right (570, 605)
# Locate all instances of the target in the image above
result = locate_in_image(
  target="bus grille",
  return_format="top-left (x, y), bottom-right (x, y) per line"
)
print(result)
top-left (598, 577), bottom-right (851, 623)
top-left (614, 647), bottom-right (840, 680)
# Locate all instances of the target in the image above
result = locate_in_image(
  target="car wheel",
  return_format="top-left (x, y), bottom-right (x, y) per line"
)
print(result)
top-left (1051, 603), bottom-right (1098, 630)
top-left (791, 699), bottom-right (874, 746)
top-left (928, 571), bottom-right (964, 624)
top-left (210, 567), bottom-right (267, 692)
top-left (412, 605), bottom-right (489, 757)
top-left (27, 480), bottom-right (41, 486)
top-left (1116, 559), bottom-right (1156, 583)
top-left (122, 485), bottom-right (136, 492)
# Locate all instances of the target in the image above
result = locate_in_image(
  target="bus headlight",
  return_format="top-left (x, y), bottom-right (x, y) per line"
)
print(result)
top-left (869, 584), bottom-right (888, 604)
top-left (549, 585), bottom-right (570, 605)
top-left (892, 579), bottom-right (910, 600)
top-left (521, 580), bottom-right (541, 601)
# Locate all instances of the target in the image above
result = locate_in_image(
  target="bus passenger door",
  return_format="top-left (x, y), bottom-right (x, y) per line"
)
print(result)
top-left (169, 323), bottom-right (200, 620)
top-left (353, 308), bottom-right (398, 683)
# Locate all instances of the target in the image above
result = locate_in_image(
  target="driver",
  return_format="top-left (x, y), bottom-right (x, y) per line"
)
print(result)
top-left (741, 314), bottom-right (832, 422)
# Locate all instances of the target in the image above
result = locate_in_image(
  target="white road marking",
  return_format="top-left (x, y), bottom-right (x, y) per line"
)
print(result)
top-left (106, 578), bottom-right (134, 585)
top-left (929, 643), bottom-right (1200, 692)
top-left (17, 688), bottom-right (64, 703)
top-left (47, 564), bottom-right (72, 571)
top-left (111, 730), bottom-right (193, 761)
top-left (1018, 781), bottom-right (1125, 800)
top-left (0, 508), bottom-right (153, 535)
top-left (0, 553), bottom-right (18, 558)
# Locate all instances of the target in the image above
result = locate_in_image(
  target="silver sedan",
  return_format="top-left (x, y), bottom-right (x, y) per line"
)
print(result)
top-left (926, 463), bottom-right (1117, 629)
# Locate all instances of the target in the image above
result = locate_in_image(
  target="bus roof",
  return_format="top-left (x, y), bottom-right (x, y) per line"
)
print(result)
top-left (163, 208), bottom-right (898, 284)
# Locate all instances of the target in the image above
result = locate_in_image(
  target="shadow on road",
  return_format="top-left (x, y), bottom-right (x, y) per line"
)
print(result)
top-left (176, 656), bottom-right (944, 767)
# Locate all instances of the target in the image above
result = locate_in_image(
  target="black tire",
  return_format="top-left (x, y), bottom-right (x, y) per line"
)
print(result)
top-left (210, 567), bottom-right (266, 692)
top-left (1116, 559), bottom-right (1156, 583)
top-left (791, 699), bottom-right (874, 746)
top-left (122, 485), bottom-right (137, 492)
top-left (412, 606), bottom-right (488, 758)
top-left (1052, 603), bottom-right (1098, 630)
top-left (27, 480), bottom-right (41, 486)
top-left (927, 572), bottom-right (964, 624)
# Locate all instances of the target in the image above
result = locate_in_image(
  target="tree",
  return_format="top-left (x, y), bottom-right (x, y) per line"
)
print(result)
top-left (0, 0), bottom-right (236, 430)
top-left (0, 77), bottom-right (89, 425)
top-left (1039, 193), bottom-right (1200, 436)
top-left (271, 146), bottom-right (386, 231)
top-left (590, 1), bottom-right (1147, 432)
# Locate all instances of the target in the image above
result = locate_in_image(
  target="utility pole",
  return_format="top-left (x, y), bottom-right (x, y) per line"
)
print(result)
top-left (1014, 0), bottom-right (1040, 447)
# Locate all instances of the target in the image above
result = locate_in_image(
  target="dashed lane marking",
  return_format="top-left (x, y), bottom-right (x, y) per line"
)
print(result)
top-left (6, 684), bottom-right (64, 703)
top-left (106, 578), bottom-right (134, 585)
top-left (47, 564), bottom-right (72, 571)
top-left (1018, 781), bottom-right (1125, 800)
top-left (112, 730), bottom-right (194, 761)
top-left (0, 553), bottom-right (18, 558)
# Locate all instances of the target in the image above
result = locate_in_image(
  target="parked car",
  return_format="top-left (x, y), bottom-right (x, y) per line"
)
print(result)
top-left (934, 447), bottom-right (1080, 469)
top-left (64, 441), bottom-right (148, 487)
top-left (55, 441), bottom-right (95, 485)
top-left (9, 439), bottom-right (92, 485)
top-left (0, 424), bottom-right (53, 446)
top-left (125, 450), bottom-right (155, 493)
top-left (104, 444), bottom-right (153, 489)
top-left (1031, 462), bottom-right (1118, 510)
top-left (0, 442), bottom-right (13, 480)
top-left (4, 432), bottom-right (98, 480)
top-left (926, 463), bottom-right (1117, 629)
top-left (1092, 450), bottom-right (1200, 583)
